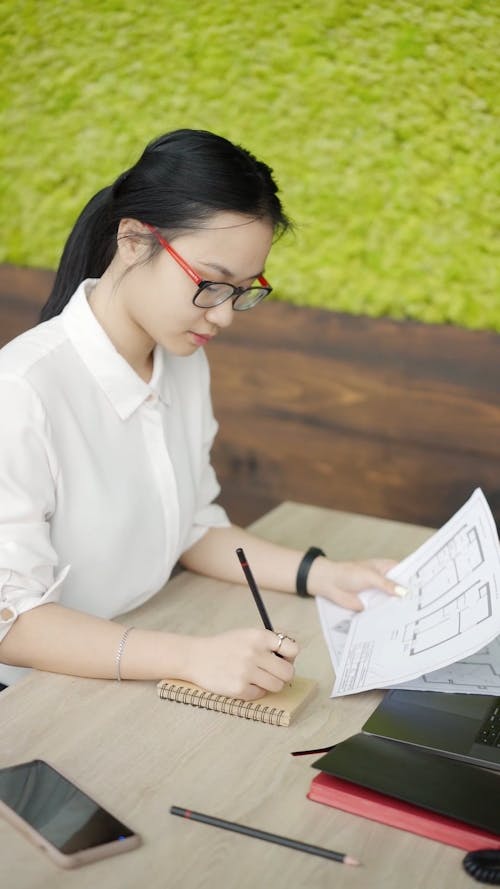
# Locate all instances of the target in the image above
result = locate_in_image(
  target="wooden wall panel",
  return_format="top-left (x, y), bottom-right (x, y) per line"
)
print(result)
top-left (207, 302), bottom-right (500, 527)
top-left (1, 263), bottom-right (499, 530)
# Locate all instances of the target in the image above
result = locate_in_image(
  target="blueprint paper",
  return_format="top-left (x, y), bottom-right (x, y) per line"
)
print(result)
top-left (394, 636), bottom-right (500, 694)
top-left (317, 489), bottom-right (500, 697)
top-left (317, 597), bottom-right (500, 695)
top-left (317, 590), bottom-right (386, 671)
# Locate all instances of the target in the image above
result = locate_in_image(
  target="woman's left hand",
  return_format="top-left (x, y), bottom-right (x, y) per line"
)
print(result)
top-left (307, 557), bottom-right (404, 611)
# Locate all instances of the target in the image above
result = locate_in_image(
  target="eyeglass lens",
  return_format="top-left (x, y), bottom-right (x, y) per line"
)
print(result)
top-left (193, 283), bottom-right (270, 311)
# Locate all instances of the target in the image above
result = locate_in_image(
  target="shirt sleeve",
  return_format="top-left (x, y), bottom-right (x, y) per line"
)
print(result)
top-left (181, 356), bottom-right (230, 552)
top-left (0, 375), bottom-right (68, 642)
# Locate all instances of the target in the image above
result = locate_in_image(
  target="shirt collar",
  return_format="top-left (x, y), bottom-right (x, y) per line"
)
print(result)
top-left (61, 280), bottom-right (172, 419)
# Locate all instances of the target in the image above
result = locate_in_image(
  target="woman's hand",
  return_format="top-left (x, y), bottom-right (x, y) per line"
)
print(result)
top-left (307, 557), bottom-right (404, 611)
top-left (184, 628), bottom-right (299, 700)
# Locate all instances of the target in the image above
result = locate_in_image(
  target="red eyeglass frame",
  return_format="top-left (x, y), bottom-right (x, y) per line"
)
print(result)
top-left (144, 223), bottom-right (271, 300)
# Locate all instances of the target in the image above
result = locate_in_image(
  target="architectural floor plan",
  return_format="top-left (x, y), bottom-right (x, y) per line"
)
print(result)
top-left (317, 489), bottom-right (500, 697)
top-left (397, 636), bottom-right (500, 694)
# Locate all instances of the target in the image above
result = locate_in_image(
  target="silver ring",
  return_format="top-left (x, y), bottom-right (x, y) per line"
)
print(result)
top-left (274, 632), bottom-right (286, 653)
top-left (274, 632), bottom-right (296, 652)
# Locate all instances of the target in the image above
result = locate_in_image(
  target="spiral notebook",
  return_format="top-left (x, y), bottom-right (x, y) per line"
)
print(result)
top-left (156, 675), bottom-right (317, 726)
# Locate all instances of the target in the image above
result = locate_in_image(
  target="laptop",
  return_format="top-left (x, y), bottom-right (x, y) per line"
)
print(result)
top-left (362, 689), bottom-right (500, 771)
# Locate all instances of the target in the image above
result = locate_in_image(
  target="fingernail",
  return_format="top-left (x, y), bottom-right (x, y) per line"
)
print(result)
top-left (394, 585), bottom-right (408, 598)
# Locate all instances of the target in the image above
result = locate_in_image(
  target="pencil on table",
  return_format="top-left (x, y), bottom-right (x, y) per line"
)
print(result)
top-left (170, 806), bottom-right (360, 866)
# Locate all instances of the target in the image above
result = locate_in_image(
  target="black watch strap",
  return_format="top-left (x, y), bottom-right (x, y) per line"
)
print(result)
top-left (296, 547), bottom-right (326, 597)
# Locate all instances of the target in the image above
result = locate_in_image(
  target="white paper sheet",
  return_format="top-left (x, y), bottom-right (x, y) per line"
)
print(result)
top-left (317, 595), bottom-right (500, 695)
top-left (317, 489), bottom-right (500, 697)
top-left (395, 636), bottom-right (500, 694)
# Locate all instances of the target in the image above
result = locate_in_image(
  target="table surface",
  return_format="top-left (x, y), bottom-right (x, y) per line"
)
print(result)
top-left (0, 502), bottom-right (479, 888)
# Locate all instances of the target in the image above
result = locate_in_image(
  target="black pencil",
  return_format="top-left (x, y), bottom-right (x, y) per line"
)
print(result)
top-left (236, 547), bottom-right (274, 631)
top-left (170, 806), bottom-right (360, 866)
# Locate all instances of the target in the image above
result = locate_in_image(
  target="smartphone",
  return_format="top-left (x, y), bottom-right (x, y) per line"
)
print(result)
top-left (0, 759), bottom-right (141, 868)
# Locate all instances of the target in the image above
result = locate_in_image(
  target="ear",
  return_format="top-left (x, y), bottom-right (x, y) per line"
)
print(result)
top-left (116, 218), bottom-right (150, 267)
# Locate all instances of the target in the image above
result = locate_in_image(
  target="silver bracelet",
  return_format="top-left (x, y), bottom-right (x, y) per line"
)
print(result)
top-left (115, 626), bottom-right (134, 682)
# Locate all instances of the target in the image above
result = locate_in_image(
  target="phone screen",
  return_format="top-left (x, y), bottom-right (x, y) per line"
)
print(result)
top-left (0, 760), bottom-right (135, 854)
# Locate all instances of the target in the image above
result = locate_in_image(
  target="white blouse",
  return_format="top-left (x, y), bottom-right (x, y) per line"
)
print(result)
top-left (0, 280), bottom-right (230, 685)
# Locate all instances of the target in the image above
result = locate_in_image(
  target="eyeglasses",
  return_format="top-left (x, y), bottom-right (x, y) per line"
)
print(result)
top-left (145, 224), bottom-right (272, 311)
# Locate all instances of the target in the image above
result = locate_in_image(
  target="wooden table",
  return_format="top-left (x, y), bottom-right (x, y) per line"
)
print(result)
top-left (0, 503), bottom-right (478, 888)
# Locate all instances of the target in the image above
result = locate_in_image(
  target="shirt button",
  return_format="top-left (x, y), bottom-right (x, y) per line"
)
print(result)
top-left (146, 393), bottom-right (158, 404)
top-left (0, 605), bottom-right (16, 622)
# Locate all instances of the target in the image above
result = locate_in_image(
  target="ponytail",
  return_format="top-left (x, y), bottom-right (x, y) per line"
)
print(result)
top-left (40, 129), bottom-right (291, 321)
top-left (40, 186), bottom-right (118, 321)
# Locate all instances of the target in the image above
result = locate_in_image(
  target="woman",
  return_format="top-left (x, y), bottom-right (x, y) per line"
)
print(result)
top-left (0, 129), bottom-right (400, 697)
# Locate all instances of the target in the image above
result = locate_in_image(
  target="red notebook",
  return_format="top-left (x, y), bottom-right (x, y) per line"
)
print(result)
top-left (308, 772), bottom-right (500, 851)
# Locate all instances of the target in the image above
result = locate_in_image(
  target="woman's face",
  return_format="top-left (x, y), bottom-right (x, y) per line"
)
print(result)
top-left (117, 212), bottom-right (275, 358)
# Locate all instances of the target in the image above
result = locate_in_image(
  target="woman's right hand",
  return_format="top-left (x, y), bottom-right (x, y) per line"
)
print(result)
top-left (183, 628), bottom-right (299, 700)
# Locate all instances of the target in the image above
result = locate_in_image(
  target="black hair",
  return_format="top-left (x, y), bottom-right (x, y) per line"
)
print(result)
top-left (40, 129), bottom-right (291, 321)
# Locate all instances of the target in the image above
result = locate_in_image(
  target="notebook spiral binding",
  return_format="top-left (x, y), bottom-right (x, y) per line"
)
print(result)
top-left (158, 682), bottom-right (288, 726)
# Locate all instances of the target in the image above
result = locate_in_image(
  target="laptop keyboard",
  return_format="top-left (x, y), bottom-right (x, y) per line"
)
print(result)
top-left (475, 702), bottom-right (500, 747)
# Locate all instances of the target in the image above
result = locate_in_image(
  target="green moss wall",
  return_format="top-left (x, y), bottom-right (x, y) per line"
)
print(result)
top-left (1, 0), bottom-right (499, 330)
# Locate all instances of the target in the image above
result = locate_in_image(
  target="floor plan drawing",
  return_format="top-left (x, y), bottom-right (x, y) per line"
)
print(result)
top-left (406, 579), bottom-right (492, 655)
top-left (413, 523), bottom-right (485, 610)
top-left (397, 636), bottom-right (500, 694)
top-left (317, 489), bottom-right (500, 697)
